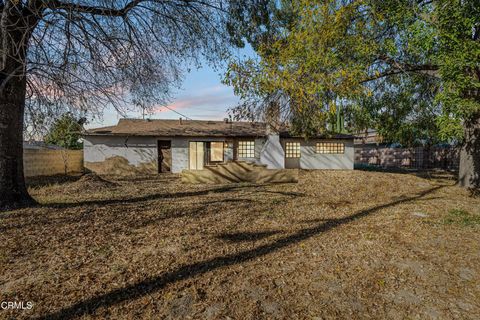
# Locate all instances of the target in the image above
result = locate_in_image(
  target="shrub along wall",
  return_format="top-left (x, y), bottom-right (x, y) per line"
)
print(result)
top-left (23, 149), bottom-right (83, 177)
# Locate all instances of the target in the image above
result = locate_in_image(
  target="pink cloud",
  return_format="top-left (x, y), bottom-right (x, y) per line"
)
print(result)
top-left (153, 88), bottom-right (238, 113)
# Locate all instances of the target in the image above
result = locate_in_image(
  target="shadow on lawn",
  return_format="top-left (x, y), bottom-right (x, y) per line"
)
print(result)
top-left (26, 174), bottom-right (83, 188)
top-left (217, 230), bottom-right (280, 242)
top-left (35, 185), bottom-right (444, 320)
top-left (0, 196), bottom-right (256, 234)
top-left (40, 184), bottom-right (251, 209)
top-left (42, 183), bottom-right (304, 209)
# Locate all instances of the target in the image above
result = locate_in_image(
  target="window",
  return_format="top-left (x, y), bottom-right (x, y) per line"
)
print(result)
top-left (285, 142), bottom-right (301, 158)
top-left (316, 142), bottom-right (345, 154)
top-left (238, 141), bottom-right (255, 158)
top-left (209, 142), bottom-right (224, 162)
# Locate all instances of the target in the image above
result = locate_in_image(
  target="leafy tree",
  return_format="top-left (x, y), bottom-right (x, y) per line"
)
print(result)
top-left (225, 0), bottom-right (480, 191)
top-left (0, 0), bottom-right (268, 209)
top-left (345, 75), bottom-right (443, 147)
top-left (44, 113), bottom-right (84, 150)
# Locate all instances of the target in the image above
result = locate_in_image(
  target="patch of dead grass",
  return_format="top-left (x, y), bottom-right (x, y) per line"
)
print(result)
top-left (0, 170), bottom-right (479, 319)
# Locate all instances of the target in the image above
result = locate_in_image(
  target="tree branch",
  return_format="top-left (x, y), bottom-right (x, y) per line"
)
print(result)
top-left (361, 56), bottom-right (440, 83)
top-left (46, 0), bottom-right (146, 17)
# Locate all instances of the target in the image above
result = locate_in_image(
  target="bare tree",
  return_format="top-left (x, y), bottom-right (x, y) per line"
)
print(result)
top-left (0, 0), bottom-right (259, 209)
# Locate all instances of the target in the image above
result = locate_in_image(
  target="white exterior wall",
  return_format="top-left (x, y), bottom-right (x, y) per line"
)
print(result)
top-left (84, 136), bottom-right (157, 166)
top-left (171, 137), bottom-right (235, 173)
top-left (298, 139), bottom-right (354, 169)
top-left (259, 135), bottom-right (285, 169)
top-left (85, 136), bottom-right (236, 174)
top-left (171, 138), bottom-right (188, 173)
top-left (84, 135), bottom-right (354, 175)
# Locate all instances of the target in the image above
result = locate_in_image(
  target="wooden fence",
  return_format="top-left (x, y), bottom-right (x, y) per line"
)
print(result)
top-left (355, 146), bottom-right (459, 170)
top-left (24, 149), bottom-right (84, 177)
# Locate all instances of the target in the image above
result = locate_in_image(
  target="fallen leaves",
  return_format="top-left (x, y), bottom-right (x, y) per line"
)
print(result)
top-left (0, 170), bottom-right (479, 319)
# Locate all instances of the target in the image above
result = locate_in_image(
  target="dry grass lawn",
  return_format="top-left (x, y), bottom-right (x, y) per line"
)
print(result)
top-left (1, 170), bottom-right (479, 319)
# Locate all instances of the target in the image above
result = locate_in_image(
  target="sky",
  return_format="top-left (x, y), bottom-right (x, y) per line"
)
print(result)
top-left (86, 46), bottom-right (256, 129)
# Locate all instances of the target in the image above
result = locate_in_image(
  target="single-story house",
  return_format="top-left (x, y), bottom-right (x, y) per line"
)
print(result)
top-left (83, 118), bottom-right (354, 175)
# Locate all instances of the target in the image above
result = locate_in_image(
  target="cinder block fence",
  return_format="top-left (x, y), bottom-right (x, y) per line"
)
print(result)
top-left (23, 149), bottom-right (84, 177)
top-left (355, 146), bottom-right (459, 170)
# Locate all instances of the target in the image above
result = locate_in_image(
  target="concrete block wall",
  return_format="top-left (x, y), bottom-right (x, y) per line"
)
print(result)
top-left (355, 146), bottom-right (459, 170)
top-left (23, 149), bottom-right (83, 177)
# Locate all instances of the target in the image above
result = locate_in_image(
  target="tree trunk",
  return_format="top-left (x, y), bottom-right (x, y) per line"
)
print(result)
top-left (0, 63), bottom-right (36, 209)
top-left (458, 113), bottom-right (480, 194)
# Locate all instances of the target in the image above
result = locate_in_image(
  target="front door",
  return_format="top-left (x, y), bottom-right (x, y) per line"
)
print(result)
top-left (189, 142), bottom-right (205, 170)
top-left (158, 140), bottom-right (172, 173)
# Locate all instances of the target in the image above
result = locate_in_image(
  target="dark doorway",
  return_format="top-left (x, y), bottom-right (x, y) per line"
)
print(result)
top-left (157, 140), bottom-right (172, 173)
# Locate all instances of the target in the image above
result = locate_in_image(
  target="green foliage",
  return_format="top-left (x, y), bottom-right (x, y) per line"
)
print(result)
top-left (44, 113), bottom-right (84, 150)
top-left (346, 76), bottom-right (444, 146)
top-left (443, 209), bottom-right (480, 227)
top-left (226, 0), bottom-right (480, 141)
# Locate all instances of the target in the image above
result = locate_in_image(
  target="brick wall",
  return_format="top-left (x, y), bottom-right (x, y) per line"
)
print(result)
top-left (23, 149), bottom-right (84, 177)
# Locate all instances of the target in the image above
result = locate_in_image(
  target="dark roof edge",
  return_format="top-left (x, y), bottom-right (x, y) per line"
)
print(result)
top-left (83, 132), bottom-right (355, 139)
top-left (82, 132), bottom-right (268, 138)
top-left (279, 133), bottom-right (356, 140)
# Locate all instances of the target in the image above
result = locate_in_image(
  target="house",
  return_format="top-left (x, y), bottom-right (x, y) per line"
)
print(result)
top-left (83, 118), bottom-right (355, 175)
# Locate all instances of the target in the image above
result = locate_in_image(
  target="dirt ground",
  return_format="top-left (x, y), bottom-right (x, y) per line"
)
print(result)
top-left (1, 170), bottom-right (479, 319)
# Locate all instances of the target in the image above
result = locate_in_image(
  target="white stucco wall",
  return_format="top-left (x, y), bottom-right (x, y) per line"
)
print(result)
top-left (84, 136), bottom-right (158, 166)
top-left (84, 135), bottom-right (354, 175)
top-left (171, 137), bottom-right (235, 173)
top-left (259, 135), bottom-right (285, 169)
top-left (171, 138), bottom-right (188, 173)
top-left (85, 136), bottom-right (235, 174)
top-left (297, 139), bottom-right (354, 169)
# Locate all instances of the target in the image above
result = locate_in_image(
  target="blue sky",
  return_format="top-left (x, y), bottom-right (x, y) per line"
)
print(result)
top-left (87, 46), bottom-right (255, 129)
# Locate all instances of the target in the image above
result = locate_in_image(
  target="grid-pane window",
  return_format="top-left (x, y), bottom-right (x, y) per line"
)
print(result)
top-left (238, 141), bottom-right (255, 158)
top-left (285, 142), bottom-right (301, 158)
top-left (316, 142), bottom-right (345, 154)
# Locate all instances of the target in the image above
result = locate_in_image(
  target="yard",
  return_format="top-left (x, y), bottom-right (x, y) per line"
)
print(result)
top-left (1, 170), bottom-right (479, 319)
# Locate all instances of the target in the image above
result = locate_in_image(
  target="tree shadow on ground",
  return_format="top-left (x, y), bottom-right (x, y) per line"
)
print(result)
top-left (34, 185), bottom-right (444, 320)
top-left (42, 184), bottom-right (254, 209)
top-left (355, 165), bottom-right (458, 181)
top-left (41, 184), bottom-right (304, 209)
top-left (26, 174), bottom-right (83, 188)
top-left (216, 230), bottom-right (280, 242)
top-left (0, 197), bottom-right (257, 233)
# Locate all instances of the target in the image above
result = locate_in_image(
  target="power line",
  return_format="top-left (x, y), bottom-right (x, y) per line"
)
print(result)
top-left (160, 105), bottom-right (193, 120)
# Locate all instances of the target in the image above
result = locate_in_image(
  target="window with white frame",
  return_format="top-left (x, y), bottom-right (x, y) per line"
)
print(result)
top-left (238, 140), bottom-right (255, 158)
top-left (285, 142), bottom-right (301, 158)
top-left (316, 142), bottom-right (345, 154)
